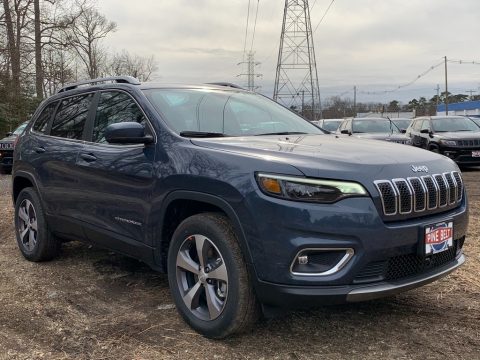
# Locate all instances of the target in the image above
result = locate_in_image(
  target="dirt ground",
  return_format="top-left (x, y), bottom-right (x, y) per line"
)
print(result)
top-left (0, 172), bottom-right (479, 360)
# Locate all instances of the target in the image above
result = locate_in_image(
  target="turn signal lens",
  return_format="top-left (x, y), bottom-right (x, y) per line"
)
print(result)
top-left (259, 177), bottom-right (282, 194)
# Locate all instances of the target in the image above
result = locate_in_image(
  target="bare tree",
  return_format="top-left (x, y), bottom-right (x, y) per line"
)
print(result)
top-left (66, 5), bottom-right (116, 79)
top-left (107, 50), bottom-right (158, 81)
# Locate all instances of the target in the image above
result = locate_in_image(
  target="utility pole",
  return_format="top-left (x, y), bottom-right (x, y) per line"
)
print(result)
top-left (444, 56), bottom-right (449, 115)
top-left (274, 0), bottom-right (321, 120)
top-left (237, 51), bottom-right (262, 91)
top-left (466, 89), bottom-right (477, 100)
top-left (353, 85), bottom-right (357, 117)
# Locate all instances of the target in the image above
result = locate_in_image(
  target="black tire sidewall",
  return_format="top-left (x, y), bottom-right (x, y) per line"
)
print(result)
top-left (167, 214), bottom-right (244, 338)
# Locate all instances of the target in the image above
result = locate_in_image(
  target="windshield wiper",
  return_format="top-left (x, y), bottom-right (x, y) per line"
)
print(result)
top-left (255, 131), bottom-right (307, 136)
top-left (179, 131), bottom-right (226, 138)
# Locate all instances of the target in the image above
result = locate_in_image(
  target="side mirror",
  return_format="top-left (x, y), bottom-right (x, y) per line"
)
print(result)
top-left (400, 129), bottom-right (407, 134)
top-left (6, 132), bottom-right (12, 137)
top-left (340, 129), bottom-right (350, 135)
top-left (105, 122), bottom-right (153, 144)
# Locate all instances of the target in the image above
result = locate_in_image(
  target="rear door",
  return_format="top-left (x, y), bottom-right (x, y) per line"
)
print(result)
top-left (74, 90), bottom-right (156, 253)
top-left (30, 93), bottom-right (95, 238)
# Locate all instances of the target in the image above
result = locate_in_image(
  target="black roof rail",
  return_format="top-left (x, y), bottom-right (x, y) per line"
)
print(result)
top-left (205, 82), bottom-right (244, 90)
top-left (57, 76), bottom-right (141, 93)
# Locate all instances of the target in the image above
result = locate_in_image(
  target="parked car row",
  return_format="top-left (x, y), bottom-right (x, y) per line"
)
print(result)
top-left (314, 115), bottom-right (480, 166)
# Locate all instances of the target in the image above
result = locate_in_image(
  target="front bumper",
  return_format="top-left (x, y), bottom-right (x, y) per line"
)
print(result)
top-left (255, 253), bottom-right (465, 307)
top-left (439, 146), bottom-right (480, 164)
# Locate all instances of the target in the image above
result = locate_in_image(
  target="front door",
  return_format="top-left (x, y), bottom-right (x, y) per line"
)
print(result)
top-left (75, 90), bottom-right (156, 255)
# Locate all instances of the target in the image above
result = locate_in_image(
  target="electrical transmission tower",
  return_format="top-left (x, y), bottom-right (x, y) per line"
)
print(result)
top-left (238, 51), bottom-right (262, 91)
top-left (274, 0), bottom-right (321, 120)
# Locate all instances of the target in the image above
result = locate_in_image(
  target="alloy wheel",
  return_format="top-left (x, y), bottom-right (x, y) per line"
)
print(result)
top-left (17, 199), bottom-right (38, 252)
top-left (175, 234), bottom-right (228, 321)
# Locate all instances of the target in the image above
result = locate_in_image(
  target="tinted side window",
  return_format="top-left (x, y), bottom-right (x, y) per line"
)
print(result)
top-left (50, 94), bottom-right (94, 139)
top-left (93, 91), bottom-right (146, 143)
top-left (33, 102), bottom-right (57, 133)
top-left (420, 120), bottom-right (430, 131)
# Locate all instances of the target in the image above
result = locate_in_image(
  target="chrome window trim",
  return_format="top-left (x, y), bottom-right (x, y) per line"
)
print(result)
top-left (374, 180), bottom-right (398, 216)
top-left (392, 178), bottom-right (413, 214)
top-left (289, 248), bottom-right (355, 277)
top-left (407, 176), bottom-right (427, 212)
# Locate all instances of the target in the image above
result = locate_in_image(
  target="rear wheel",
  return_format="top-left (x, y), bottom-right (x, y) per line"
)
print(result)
top-left (167, 213), bottom-right (259, 338)
top-left (15, 188), bottom-right (60, 261)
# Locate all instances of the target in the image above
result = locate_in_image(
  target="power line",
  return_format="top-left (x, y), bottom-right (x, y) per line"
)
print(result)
top-left (310, 0), bottom-right (319, 11)
top-left (313, 0), bottom-right (335, 33)
top-left (447, 59), bottom-right (480, 65)
top-left (250, 0), bottom-right (260, 52)
top-left (358, 60), bottom-right (444, 95)
top-left (242, 0), bottom-right (252, 62)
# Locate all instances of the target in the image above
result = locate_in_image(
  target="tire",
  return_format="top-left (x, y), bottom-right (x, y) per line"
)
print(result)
top-left (167, 212), bottom-right (259, 338)
top-left (14, 188), bottom-right (60, 262)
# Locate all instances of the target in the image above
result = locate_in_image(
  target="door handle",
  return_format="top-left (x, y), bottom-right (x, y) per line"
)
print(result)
top-left (34, 147), bottom-right (45, 154)
top-left (80, 153), bottom-right (97, 162)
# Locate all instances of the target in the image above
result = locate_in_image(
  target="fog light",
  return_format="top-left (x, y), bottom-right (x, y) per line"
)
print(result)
top-left (290, 248), bottom-right (354, 276)
top-left (298, 255), bottom-right (309, 265)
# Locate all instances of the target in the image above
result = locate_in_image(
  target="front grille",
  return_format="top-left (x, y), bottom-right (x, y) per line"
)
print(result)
top-left (375, 171), bottom-right (463, 217)
top-left (354, 239), bottom-right (460, 284)
top-left (0, 142), bottom-right (13, 150)
top-left (457, 139), bottom-right (480, 147)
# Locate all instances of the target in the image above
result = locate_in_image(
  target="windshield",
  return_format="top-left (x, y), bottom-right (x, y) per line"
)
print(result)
top-left (322, 120), bottom-right (342, 132)
top-left (12, 122), bottom-right (28, 136)
top-left (432, 117), bottom-right (479, 132)
top-left (392, 119), bottom-right (411, 130)
top-left (143, 89), bottom-right (324, 136)
top-left (352, 119), bottom-right (400, 133)
top-left (469, 117), bottom-right (480, 127)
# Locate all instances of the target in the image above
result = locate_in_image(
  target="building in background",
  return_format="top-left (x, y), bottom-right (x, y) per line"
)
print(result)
top-left (437, 100), bottom-right (480, 116)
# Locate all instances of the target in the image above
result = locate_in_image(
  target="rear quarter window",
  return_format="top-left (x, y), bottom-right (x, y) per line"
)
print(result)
top-left (33, 102), bottom-right (57, 133)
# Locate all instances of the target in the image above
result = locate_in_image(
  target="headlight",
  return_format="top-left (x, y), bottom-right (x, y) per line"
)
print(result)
top-left (440, 140), bottom-right (457, 146)
top-left (256, 173), bottom-right (368, 203)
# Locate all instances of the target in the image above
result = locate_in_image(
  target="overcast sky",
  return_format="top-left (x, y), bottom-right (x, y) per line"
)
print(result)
top-left (97, 0), bottom-right (480, 104)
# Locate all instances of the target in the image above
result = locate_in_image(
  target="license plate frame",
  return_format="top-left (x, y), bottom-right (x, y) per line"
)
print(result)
top-left (424, 221), bottom-right (453, 255)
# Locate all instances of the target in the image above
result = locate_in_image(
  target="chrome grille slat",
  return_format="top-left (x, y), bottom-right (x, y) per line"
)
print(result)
top-left (375, 172), bottom-right (463, 217)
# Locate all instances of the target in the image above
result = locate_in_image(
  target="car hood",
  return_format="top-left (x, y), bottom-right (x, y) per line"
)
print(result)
top-left (191, 134), bottom-right (456, 180)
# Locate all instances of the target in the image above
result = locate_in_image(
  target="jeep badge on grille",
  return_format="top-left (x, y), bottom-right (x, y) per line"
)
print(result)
top-left (411, 165), bottom-right (429, 173)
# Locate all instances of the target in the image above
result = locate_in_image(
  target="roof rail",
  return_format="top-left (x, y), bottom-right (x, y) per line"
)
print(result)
top-left (57, 76), bottom-right (141, 93)
top-left (205, 82), bottom-right (244, 90)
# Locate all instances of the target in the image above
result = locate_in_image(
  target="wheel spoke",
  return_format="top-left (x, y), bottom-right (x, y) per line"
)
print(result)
top-left (18, 207), bottom-right (29, 223)
top-left (176, 250), bottom-right (199, 275)
top-left (183, 281), bottom-right (203, 310)
top-left (30, 219), bottom-right (38, 231)
top-left (207, 262), bottom-right (228, 283)
top-left (20, 227), bottom-right (29, 243)
top-left (194, 235), bottom-right (209, 269)
top-left (205, 284), bottom-right (222, 320)
top-left (28, 230), bottom-right (36, 250)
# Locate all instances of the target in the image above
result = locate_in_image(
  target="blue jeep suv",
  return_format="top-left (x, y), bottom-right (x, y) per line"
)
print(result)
top-left (12, 77), bottom-right (468, 338)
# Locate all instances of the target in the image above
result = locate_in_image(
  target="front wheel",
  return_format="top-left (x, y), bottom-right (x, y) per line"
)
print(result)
top-left (167, 213), bottom-right (259, 338)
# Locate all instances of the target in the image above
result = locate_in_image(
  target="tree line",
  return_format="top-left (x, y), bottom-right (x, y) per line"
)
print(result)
top-left (320, 91), bottom-right (480, 119)
top-left (0, 0), bottom-right (158, 134)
